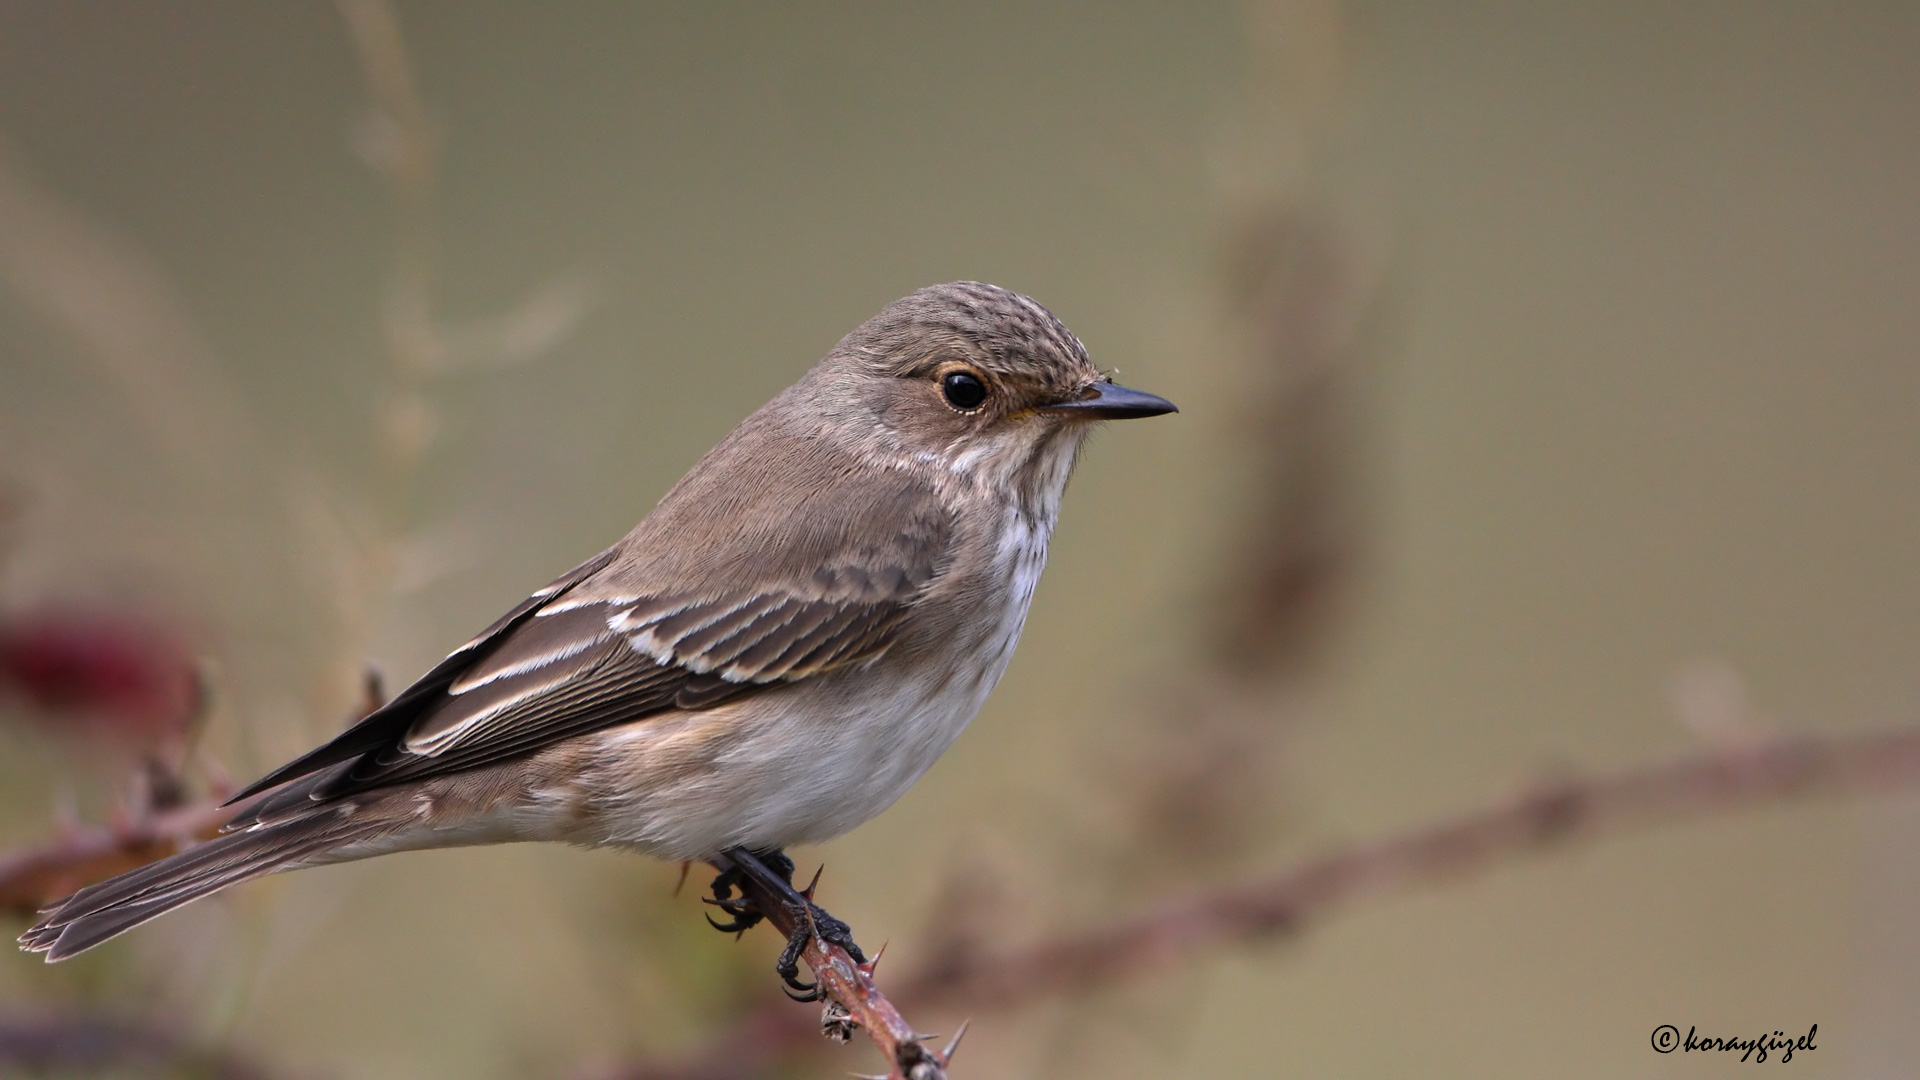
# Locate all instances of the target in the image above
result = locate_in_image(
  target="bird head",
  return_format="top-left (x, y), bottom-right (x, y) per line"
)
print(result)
top-left (810, 281), bottom-right (1176, 493)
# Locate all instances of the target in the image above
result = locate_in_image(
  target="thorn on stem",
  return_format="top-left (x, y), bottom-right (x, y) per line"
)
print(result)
top-left (858, 938), bottom-right (889, 977)
top-left (941, 1018), bottom-right (972, 1064)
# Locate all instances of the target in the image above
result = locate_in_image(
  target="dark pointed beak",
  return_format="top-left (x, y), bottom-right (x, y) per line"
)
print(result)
top-left (1042, 380), bottom-right (1178, 420)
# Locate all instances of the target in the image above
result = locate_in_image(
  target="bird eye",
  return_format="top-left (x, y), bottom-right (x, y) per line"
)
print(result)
top-left (940, 370), bottom-right (989, 411)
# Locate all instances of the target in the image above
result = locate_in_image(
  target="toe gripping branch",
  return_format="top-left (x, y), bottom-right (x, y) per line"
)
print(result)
top-left (704, 848), bottom-right (964, 1079)
top-left (706, 848), bottom-right (864, 1000)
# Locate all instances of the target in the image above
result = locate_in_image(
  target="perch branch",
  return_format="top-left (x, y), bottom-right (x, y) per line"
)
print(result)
top-left (613, 724), bottom-right (1920, 1078)
top-left (701, 855), bottom-right (959, 1080)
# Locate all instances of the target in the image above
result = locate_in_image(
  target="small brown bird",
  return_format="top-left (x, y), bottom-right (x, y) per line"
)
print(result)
top-left (21, 281), bottom-right (1174, 980)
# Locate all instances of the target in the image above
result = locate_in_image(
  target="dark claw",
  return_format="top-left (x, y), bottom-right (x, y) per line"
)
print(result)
top-left (704, 911), bottom-right (758, 934)
top-left (776, 919), bottom-right (819, 997)
top-left (702, 863), bottom-right (766, 934)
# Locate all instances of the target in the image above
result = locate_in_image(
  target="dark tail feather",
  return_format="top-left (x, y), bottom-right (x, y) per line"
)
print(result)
top-left (19, 806), bottom-right (378, 962)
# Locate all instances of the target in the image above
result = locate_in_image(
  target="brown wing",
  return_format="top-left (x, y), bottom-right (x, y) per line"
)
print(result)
top-left (226, 467), bottom-right (953, 805)
top-left (225, 546), bottom-right (622, 803)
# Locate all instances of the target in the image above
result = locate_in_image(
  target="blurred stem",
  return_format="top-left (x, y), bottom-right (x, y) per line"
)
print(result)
top-left (337, 0), bottom-right (443, 571)
top-left (309, 0), bottom-right (466, 747)
top-left (0, 1010), bottom-right (279, 1080)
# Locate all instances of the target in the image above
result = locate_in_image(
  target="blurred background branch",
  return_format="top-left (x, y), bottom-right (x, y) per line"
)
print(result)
top-left (0, 799), bottom-right (232, 922)
top-left (0, 1010), bottom-right (282, 1080)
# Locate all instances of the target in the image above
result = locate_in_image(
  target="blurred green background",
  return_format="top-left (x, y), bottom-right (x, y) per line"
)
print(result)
top-left (2, 2), bottom-right (1918, 1077)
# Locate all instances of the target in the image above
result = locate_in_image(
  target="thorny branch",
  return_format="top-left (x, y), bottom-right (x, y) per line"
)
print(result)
top-left (607, 723), bottom-right (1920, 1078)
top-left (699, 855), bottom-right (962, 1080)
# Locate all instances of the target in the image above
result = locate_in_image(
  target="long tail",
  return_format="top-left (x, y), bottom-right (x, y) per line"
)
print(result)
top-left (20, 794), bottom-right (384, 962)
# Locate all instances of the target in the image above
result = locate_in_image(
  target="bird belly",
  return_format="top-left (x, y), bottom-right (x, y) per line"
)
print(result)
top-left (567, 651), bottom-right (991, 859)
top-left (572, 583), bottom-right (1037, 860)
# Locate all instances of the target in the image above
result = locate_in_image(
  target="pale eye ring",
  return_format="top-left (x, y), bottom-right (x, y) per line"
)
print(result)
top-left (940, 370), bottom-right (989, 411)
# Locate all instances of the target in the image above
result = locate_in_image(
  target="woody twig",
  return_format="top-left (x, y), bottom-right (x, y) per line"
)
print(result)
top-left (700, 857), bottom-right (961, 1080)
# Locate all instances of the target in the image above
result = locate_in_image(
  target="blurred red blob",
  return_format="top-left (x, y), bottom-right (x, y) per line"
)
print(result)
top-left (0, 607), bottom-right (204, 743)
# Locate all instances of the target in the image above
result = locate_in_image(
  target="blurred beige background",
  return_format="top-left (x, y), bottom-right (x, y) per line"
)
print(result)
top-left (2, 2), bottom-right (1918, 1077)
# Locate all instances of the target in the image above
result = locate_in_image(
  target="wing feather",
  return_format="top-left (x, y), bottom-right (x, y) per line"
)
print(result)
top-left (669, 594), bottom-right (792, 657)
top-left (223, 547), bottom-right (620, 804)
top-left (224, 462), bottom-right (956, 807)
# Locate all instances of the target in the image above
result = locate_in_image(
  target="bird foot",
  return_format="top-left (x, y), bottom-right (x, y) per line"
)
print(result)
top-left (775, 897), bottom-right (865, 1001)
top-left (708, 848), bottom-right (867, 1001)
top-left (701, 863), bottom-right (765, 934)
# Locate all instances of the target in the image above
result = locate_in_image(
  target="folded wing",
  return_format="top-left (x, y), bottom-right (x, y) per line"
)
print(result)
top-left (227, 484), bottom-right (952, 806)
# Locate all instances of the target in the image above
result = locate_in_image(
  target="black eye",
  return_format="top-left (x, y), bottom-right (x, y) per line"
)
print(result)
top-left (941, 370), bottom-right (988, 411)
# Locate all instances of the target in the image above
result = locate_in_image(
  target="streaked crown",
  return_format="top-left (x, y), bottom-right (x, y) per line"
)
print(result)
top-left (796, 283), bottom-right (1120, 488)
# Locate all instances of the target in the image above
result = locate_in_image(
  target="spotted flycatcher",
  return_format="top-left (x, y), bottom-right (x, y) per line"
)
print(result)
top-left (22, 281), bottom-right (1175, 977)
